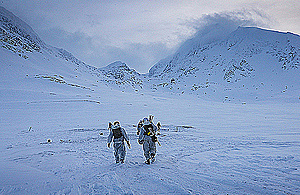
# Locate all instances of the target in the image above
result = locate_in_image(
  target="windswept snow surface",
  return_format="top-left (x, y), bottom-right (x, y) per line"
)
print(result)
top-left (1, 81), bottom-right (300, 194)
top-left (1, 48), bottom-right (300, 194)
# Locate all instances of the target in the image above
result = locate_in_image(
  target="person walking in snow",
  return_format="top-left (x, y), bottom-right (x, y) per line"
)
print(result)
top-left (107, 121), bottom-right (131, 163)
top-left (138, 117), bottom-right (158, 164)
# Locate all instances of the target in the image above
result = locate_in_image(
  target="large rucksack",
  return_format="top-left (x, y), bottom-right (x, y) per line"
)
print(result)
top-left (143, 124), bottom-right (158, 142)
top-left (112, 127), bottom-right (123, 139)
top-left (143, 124), bottom-right (153, 136)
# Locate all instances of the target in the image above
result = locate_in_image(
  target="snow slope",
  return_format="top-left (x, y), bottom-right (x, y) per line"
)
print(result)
top-left (1, 6), bottom-right (300, 194)
top-left (148, 27), bottom-right (300, 103)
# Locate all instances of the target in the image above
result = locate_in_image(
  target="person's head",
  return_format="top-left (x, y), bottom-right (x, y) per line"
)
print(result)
top-left (143, 117), bottom-right (150, 125)
top-left (112, 121), bottom-right (120, 129)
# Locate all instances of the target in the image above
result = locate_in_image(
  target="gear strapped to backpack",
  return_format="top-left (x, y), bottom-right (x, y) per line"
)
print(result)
top-left (112, 127), bottom-right (123, 139)
top-left (143, 124), bottom-right (157, 142)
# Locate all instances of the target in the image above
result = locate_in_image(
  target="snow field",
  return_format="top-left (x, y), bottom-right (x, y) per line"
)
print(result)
top-left (0, 88), bottom-right (299, 194)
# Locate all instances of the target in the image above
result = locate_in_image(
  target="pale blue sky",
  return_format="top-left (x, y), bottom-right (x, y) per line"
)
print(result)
top-left (2, 0), bottom-right (300, 73)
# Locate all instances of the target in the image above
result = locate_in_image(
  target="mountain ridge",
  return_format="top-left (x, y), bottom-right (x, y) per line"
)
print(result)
top-left (1, 6), bottom-right (299, 103)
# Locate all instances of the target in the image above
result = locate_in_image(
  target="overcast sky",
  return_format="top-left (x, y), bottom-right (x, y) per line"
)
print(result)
top-left (2, 0), bottom-right (300, 73)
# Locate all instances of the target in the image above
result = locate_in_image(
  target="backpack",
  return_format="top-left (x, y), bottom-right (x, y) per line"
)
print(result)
top-left (112, 127), bottom-right (123, 139)
top-left (143, 124), bottom-right (153, 136)
top-left (143, 124), bottom-right (158, 142)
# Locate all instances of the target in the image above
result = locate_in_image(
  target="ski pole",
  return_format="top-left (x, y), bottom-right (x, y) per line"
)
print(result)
top-left (157, 140), bottom-right (161, 146)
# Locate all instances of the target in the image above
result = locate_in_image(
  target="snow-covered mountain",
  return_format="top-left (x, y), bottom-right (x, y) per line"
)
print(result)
top-left (147, 26), bottom-right (300, 102)
top-left (97, 61), bottom-right (143, 90)
top-left (0, 6), bottom-right (143, 96)
top-left (1, 5), bottom-right (299, 103)
top-left (0, 6), bottom-right (43, 57)
top-left (0, 6), bottom-right (90, 79)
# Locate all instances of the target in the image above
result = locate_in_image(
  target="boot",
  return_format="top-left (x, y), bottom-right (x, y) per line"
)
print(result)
top-left (145, 159), bottom-right (151, 164)
top-left (151, 153), bottom-right (155, 162)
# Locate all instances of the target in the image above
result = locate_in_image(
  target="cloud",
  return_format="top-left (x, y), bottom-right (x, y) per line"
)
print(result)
top-left (190, 9), bottom-right (271, 37)
top-left (91, 42), bottom-right (174, 73)
top-left (39, 26), bottom-right (174, 73)
top-left (177, 9), bottom-right (271, 53)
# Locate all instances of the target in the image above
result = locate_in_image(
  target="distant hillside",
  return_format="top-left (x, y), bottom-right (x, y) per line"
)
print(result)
top-left (146, 27), bottom-right (300, 102)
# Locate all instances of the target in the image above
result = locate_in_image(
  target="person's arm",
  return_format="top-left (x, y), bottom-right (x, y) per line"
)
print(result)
top-left (137, 120), bottom-right (143, 135)
top-left (121, 128), bottom-right (131, 149)
top-left (121, 128), bottom-right (129, 141)
top-left (138, 126), bottom-right (145, 144)
top-left (107, 130), bottom-right (113, 148)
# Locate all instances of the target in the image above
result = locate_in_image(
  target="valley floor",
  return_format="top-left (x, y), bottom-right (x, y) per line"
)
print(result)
top-left (0, 88), bottom-right (299, 194)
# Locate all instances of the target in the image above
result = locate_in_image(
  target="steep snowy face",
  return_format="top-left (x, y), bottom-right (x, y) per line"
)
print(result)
top-left (0, 6), bottom-right (93, 69)
top-left (148, 26), bottom-right (300, 102)
top-left (150, 27), bottom-right (300, 79)
top-left (226, 27), bottom-right (300, 70)
top-left (0, 6), bottom-right (100, 78)
top-left (0, 6), bottom-right (44, 58)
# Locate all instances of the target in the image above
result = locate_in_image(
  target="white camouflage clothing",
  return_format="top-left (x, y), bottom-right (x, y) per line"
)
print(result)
top-left (138, 120), bottom-right (158, 161)
top-left (108, 124), bottom-right (129, 163)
